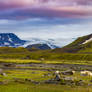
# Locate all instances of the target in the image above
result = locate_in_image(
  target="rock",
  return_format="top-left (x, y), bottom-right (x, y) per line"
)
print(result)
top-left (0, 80), bottom-right (9, 85)
top-left (4, 63), bottom-right (16, 67)
top-left (0, 69), bottom-right (7, 76)
top-left (13, 78), bottom-right (25, 83)
top-left (63, 77), bottom-right (74, 81)
top-left (80, 71), bottom-right (92, 76)
top-left (60, 77), bottom-right (75, 85)
top-left (42, 73), bottom-right (51, 77)
top-left (30, 80), bottom-right (40, 85)
top-left (1, 73), bottom-right (7, 76)
top-left (32, 81), bottom-right (40, 85)
top-left (44, 79), bottom-right (59, 84)
top-left (75, 80), bottom-right (86, 86)
top-left (25, 78), bottom-right (32, 82)
top-left (62, 70), bottom-right (75, 75)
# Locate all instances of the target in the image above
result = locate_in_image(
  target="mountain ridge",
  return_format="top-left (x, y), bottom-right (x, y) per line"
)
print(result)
top-left (52, 34), bottom-right (92, 53)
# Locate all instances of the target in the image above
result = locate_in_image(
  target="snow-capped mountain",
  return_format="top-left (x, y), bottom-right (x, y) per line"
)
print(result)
top-left (23, 38), bottom-right (75, 49)
top-left (0, 33), bottom-right (26, 47)
top-left (0, 33), bottom-right (75, 49)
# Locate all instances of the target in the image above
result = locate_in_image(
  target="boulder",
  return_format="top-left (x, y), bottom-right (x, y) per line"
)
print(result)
top-left (44, 79), bottom-right (59, 84)
top-left (25, 78), bottom-right (32, 82)
top-left (4, 63), bottom-right (16, 67)
top-left (1, 73), bottom-right (7, 76)
top-left (62, 70), bottom-right (75, 75)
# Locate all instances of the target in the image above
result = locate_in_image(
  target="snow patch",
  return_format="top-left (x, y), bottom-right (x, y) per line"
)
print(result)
top-left (82, 38), bottom-right (92, 44)
top-left (4, 42), bottom-right (10, 45)
top-left (23, 38), bottom-right (75, 49)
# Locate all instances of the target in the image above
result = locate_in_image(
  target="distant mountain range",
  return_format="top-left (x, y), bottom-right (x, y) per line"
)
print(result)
top-left (0, 33), bottom-right (75, 50)
top-left (23, 38), bottom-right (75, 49)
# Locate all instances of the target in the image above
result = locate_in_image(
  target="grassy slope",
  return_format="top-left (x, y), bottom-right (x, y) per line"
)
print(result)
top-left (1, 47), bottom-right (92, 62)
top-left (1, 34), bottom-right (92, 62)
top-left (52, 34), bottom-right (92, 53)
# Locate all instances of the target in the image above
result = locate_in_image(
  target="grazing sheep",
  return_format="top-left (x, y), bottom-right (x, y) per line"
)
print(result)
top-left (80, 71), bottom-right (92, 77)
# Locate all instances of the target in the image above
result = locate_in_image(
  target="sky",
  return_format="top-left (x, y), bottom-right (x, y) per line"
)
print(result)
top-left (0, 0), bottom-right (92, 39)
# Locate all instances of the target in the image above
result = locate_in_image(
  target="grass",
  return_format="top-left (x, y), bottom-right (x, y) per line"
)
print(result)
top-left (0, 83), bottom-right (92, 92)
top-left (0, 69), bottom-right (92, 92)
top-left (0, 59), bottom-right (92, 65)
top-left (0, 59), bottom-right (41, 64)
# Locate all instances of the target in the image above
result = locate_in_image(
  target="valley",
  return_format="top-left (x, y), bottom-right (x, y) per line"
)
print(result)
top-left (0, 33), bottom-right (92, 92)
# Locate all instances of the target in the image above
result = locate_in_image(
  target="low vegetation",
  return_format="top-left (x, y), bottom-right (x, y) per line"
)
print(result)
top-left (0, 69), bottom-right (92, 92)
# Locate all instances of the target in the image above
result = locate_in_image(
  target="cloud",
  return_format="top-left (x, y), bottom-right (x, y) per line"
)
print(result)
top-left (0, 18), bottom-right (92, 39)
top-left (0, 0), bottom-right (91, 39)
top-left (0, 0), bottom-right (92, 19)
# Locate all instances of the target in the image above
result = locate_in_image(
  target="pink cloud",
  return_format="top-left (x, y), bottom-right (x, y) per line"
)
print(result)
top-left (0, 0), bottom-right (92, 19)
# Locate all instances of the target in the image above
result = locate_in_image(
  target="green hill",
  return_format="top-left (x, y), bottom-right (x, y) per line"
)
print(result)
top-left (52, 34), bottom-right (92, 53)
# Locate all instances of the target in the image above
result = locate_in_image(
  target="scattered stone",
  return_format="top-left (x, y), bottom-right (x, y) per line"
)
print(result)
top-left (61, 77), bottom-right (74, 85)
top-left (62, 70), bottom-right (75, 75)
top-left (42, 73), bottom-right (51, 77)
top-left (44, 79), bottom-right (60, 84)
top-left (31, 72), bottom-right (36, 74)
top-left (13, 78), bottom-right (25, 83)
top-left (80, 71), bottom-right (92, 76)
top-left (25, 78), bottom-right (32, 82)
top-left (1, 73), bottom-right (7, 76)
top-left (63, 77), bottom-right (74, 81)
top-left (32, 81), bottom-right (40, 85)
top-left (75, 80), bottom-right (86, 86)
top-left (0, 80), bottom-right (9, 85)
top-left (4, 63), bottom-right (16, 67)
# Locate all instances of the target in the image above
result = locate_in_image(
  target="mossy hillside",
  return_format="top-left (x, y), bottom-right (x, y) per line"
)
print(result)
top-left (52, 34), bottom-right (92, 53)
